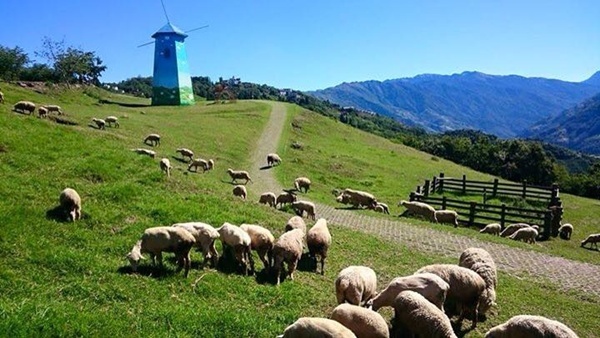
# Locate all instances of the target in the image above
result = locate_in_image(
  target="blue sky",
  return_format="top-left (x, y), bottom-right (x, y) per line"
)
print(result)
top-left (1, 0), bottom-right (598, 90)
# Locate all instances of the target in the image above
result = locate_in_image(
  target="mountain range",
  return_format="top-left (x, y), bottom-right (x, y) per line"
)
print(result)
top-left (309, 71), bottom-right (600, 138)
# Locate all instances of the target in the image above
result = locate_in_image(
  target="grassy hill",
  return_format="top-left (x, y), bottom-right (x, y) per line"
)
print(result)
top-left (0, 83), bottom-right (598, 337)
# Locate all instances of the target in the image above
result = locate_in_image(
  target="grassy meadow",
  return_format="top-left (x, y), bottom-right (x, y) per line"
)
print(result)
top-left (0, 83), bottom-right (598, 337)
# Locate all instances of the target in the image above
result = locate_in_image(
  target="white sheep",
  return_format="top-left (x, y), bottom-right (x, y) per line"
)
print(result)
top-left (0, 91), bottom-right (4, 104)
top-left (291, 200), bottom-right (316, 220)
top-left (285, 215), bottom-right (307, 234)
top-left (232, 184), bottom-right (247, 200)
top-left (399, 200), bottom-right (437, 222)
top-left (126, 226), bottom-right (196, 277)
top-left (330, 303), bottom-right (389, 338)
top-left (45, 104), bottom-right (63, 115)
top-left (372, 202), bottom-right (390, 214)
top-left (415, 264), bottom-right (486, 329)
top-left (480, 223), bottom-right (501, 236)
top-left (458, 247), bottom-right (497, 320)
top-left (273, 228), bottom-right (304, 285)
top-left (144, 133), bottom-right (161, 146)
top-left (131, 148), bottom-right (156, 158)
top-left (499, 223), bottom-right (531, 237)
top-left (267, 153), bottom-right (282, 166)
top-left (59, 188), bottom-right (82, 222)
top-left (105, 116), bottom-right (119, 127)
top-left (188, 158), bottom-right (209, 172)
top-left (176, 148), bottom-right (194, 162)
top-left (366, 273), bottom-right (449, 312)
top-left (306, 218), bottom-right (332, 275)
top-left (159, 158), bottom-right (172, 177)
top-left (278, 317), bottom-right (357, 338)
top-left (580, 233), bottom-right (600, 249)
top-left (206, 159), bottom-right (214, 171)
top-left (172, 222), bottom-right (220, 268)
top-left (335, 266), bottom-right (377, 306)
top-left (509, 227), bottom-right (538, 244)
top-left (216, 222), bottom-right (253, 275)
top-left (484, 314), bottom-right (578, 338)
top-left (339, 189), bottom-right (377, 209)
top-left (294, 177), bottom-right (311, 193)
top-left (92, 118), bottom-right (106, 130)
top-left (392, 290), bottom-right (457, 338)
top-left (276, 192), bottom-right (297, 207)
top-left (558, 223), bottom-right (573, 240)
top-left (13, 101), bottom-right (36, 114)
top-left (435, 209), bottom-right (459, 227)
top-left (227, 168), bottom-right (252, 184)
top-left (38, 106), bottom-right (48, 118)
top-left (258, 192), bottom-right (277, 207)
top-left (239, 223), bottom-right (275, 271)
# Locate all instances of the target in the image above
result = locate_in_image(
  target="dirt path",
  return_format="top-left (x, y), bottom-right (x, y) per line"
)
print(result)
top-left (251, 101), bottom-right (600, 299)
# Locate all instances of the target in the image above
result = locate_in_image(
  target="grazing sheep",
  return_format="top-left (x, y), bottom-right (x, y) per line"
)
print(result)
top-left (291, 200), bottom-right (316, 220)
top-left (339, 189), bottom-right (377, 209)
top-left (173, 222), bottom-right (220, 268)
top-left (480, 223), bottom-right (501, 236)
top-left (294, 177), bottom-right (311, 193)
top-left (278, 317), bottom-right (357, 338)
top-left (45, 105), bottom-right (63, 115)
top-left (159, 158), bottom-right (172, 177)
top-left (126, 226), bottom-right (196, 277)
top-left (273, 228), bottom-right (305, 285)
top-left (0, 91), bottom-right (4, 103)
top-left (500, 223), bottom-right (531, 237)
top-left (330, 303), bottom-right (389, 338)
top-left (37, 106), bottom-right (48, 118)
top-left (371, 202), bottom-right (390, 214)
top-left (232, 184), bottom-right (247, 200)
top-left (13, 101), bottom-right (36, 114)
top-left (206, 159), bottom-right (215, 171)
top-left (92, 118), bottom-right (106, 130)
top-left (131, 148), bottom-right (156, 158)
top-left (176, 148), bottom-right (194, 162)
top-left (59, 188), bottom-right (82, 222)
top-left (276, 191), bottom-right (297, 207)
top-left (240, 223), bottom-right (275, 271)
top-left (306, 218), bottom-right (332, 275)
top-left (216, 222), bottom-right (253, 275)
top-left (558, 223), bottom-right (573, 240)
top-left (267, 153), bottom-right (282, 166)
top-left (144, 133), bottom-right (161, 146)
top-left (335, 266), bottom-right (377, 306)
top-left (227, 168), bottom-right (252, 184)
top-left (580, 233), bottom-right (600, 249)
top-left (285, 215), bottom-right (307, 234)
top-left (484, 315), bottom-right (578, 338)
top-left (399, 200), bottom-right (437, 223)
top-left (367, 273), bottom-right (449, 312)
top-left (105, 116), bottom-right (119, 128)
top-left (415, 264), bottom-right (486, 329)
top-left (458, 248), bottom-right (498, 320)
top-left (435, 209), bottom-right (459, 227)
top-left (188, 158), bottom-right (209, 172)
top-left (392, 290), bottom-right (458, 338)
top-left (509, 227), bottom-right (538, 244)
top-left (258, 192), bottom-right (277, 207)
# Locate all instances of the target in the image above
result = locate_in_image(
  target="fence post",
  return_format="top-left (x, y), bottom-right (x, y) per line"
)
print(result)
top-left (483, 188), bottom-right (487, 204)
top-left (424, 180), bottom-right (430, 197)
top-left (439, 172), bottom-right (445, 193)
top-left (493, 178), bottom-right (498, 198)
top-left (542, 210), bottom-right (552, 241)
top-left (442, 196), bottom-right (447, 210)
top-left (468, 201), bottom-right (477, 227)
top-left (500, 204), bottom-right (506, 229)
top-left (409, 191), bottom-right (416, 202)
top-left (462, 174), bottom-right (467, 194)
top-left (416, 186), bottom-right (422, 195)
top-left (432, 176), bottom-right (438, 194)
top-left (551, 184), bottom-right (560, 206)
top-left (522, 180), bottom-right (527, 199)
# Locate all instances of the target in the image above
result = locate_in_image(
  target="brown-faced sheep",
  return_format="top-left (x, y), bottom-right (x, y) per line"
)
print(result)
top-left (371, 202), bottom-right (390, 214)
top-left (273, 228), bottom-right (305, 285)
top-left (258, 192), bottom-right (277, 207)
top-left (276, 192), bottom-right (297, 207)
top-left (480, 223), bottom-right (501, 236)
top-left (306, 218), bottom-right (332, 275)
top-left (232, 185), bottom-right (247, 200)
top-left (335, 266), bottom-right (377, 306)
top-left (176, 148), bottom-right (194, 162)
top-left (267, 153), bottom-right (282, 166)
top-left (291, 200), bottom-right (316, 220)
top-left (59, 188), bottom-right (82, 222)
top-left (558, 223), bottom-right (573, 240)
top-left (144, 133), bottom-right (161, 146)
top-left (92, 118), bottom-right (106, 130)
top-left (13, 101), bottom-right (36, 114)
top-left (484, 315), bottom-right (578, 338)
top-left (38, 106), bottom-right (48, 118)
top-left (399, 200), bottom-right (437, 222)
top-left (227, 168), bottom-right (252, 184)
top-left (278, 317), bottom-right (357, 338)
top-left (330, 303), bottom-right (389, 338)
top-left (294, 177), bottom-right (311, 193)
top-left (367, 273), bottom-right (449, 312)
top-left (392, 290), bottom-right (457, 338)
top-left (581, 233), bottom-right (600, 249)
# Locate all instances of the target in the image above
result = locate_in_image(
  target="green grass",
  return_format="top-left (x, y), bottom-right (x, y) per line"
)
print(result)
top-left (0, 83), bottom-right (598, 337)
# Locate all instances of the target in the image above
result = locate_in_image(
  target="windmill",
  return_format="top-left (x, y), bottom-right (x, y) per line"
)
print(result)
top-left (138, 0), bottom-right (208, 106)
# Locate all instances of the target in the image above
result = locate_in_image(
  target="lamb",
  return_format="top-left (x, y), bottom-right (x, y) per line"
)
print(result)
top-left (366, 273), bottom-right (449, 312)
top-left (392, 290), bottom-right (458, 338)
top-left (131, 148), bottom-right (156, 158)
top-left (13, 101), bottom-right (36, 114)
top-left (92, 118), bottom-right (106, 130)
top-left (276, 192), bottom-right (297, 207)
top-left (273, 228), bottom-right (304, 285)
top-left (59, 188), bottom-right (82, 222)
top-left (278, 317), bottom-right (357, 338)
top-left (500, 223), bottom-right (532, 237)
top-left (267, 153), bottom-right (282, 166)
top-left (480, 223), bottom-right (501, 236)
top-left (144, 133), bottom-right (161, 146)
top-left (435, 209), bottom-right (459, 227)
top-left (37, 106), bottom-right (48, 118)
top-left (285, 215), bottom-right (307, 234)
top-left (0, 91), bottom-right (3, 103)
top-left (239, 223), bottom-right (275, 271)
top-left (176, 148), bottom-right (194, 162)
top-left (306, 218), bottom-right (332, 275)
top-left (484, 314), bottom-right (578, 338)
top-left (399, 200), bottom-right (437, 222)
top-left (415, 264), bottom-right (486, 329)
top-left (105, 116), bottom-right (119, 128)
top-left (294, 177), bottom-right (311, 193)
top-left (330, 303), bottom-right (389, 338)
top-left (339, 189), bottom-right (377, 209)
top-left (227, 168), bottom-right (252, 184)
top-left (45, 105), bottom-right (63, 115)
top-left (173, 222), bottom-right (220, 268)
top-left (216, 222), bottom-right (253, 275)
top-left (232, 184), bottom-right (247, 200)
top-left (188, 158), bottom-right (209, 172)
top-left (458, 248), bottom-right (497, 320)
top-left (335, 266), bottom-right (377, 306)
top-left (509, 227), bottom-right (538, 244)
top-left (372, 202), bottom-right (390, 214)
top-left (580, 233), bottom-right (600, 249)
top-left (558, 223), bottom-right (573, 240)
top-left (291, 200), bottom-right (316, 220)
top-left (159, 158), bottom-right (172, 177)
top-left (258, 192), bottom-right (277, 207)
top-left (126, 226), bottom-right (196, 277)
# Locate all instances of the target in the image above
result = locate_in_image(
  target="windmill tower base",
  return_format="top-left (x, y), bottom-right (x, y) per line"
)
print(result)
top-left (151, 85), bottom-right (195, 106)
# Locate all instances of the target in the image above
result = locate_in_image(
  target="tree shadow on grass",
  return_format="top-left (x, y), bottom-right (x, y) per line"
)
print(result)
top-left (98, 99), bottom-right (151, 108)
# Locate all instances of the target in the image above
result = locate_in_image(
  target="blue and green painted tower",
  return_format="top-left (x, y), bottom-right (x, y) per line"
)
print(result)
top-left (151, 23), bottom-right (195, 106)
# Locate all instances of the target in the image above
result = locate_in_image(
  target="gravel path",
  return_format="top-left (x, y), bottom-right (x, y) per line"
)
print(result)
top-left (250, 102), bottom-right (600, 299)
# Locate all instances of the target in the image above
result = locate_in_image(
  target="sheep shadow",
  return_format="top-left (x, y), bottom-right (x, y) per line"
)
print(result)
top-left (88, 123), bottom-right (105, 130)
top-left (220, 179), bottom-right (245, 186)
top-left (12, 109), bottom-right (34, 116)
top-left (116, 264), bottom-right (179, 279)
top-left (254, 267), bottom-right (277, 285)
top-left (45, 206), bottom-right (90, 223)
top-left (214, 249), bottom-right (253, 276)
top-left (296, 253), bottom-right (317, 273)
top-left (171, 155), bottom-right (190, 164)
top-left (580, 245), bottom-right (599, 252)
top-left (98, 99), bottom-right (151, 108)
top-left (259, 165), bottom-right (272, 170)
top-left (334, 206), bottom-right (361, 211)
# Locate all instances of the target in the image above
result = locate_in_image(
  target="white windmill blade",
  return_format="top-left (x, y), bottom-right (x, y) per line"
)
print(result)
top-left (185, 25), bottom-right (209, 33)
top-left (137, 40), bottom-right (156, 48)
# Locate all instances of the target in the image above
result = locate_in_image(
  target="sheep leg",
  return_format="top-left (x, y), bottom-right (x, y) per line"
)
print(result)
top-left (288, 259), bottom-right (298, 281)
top-left (319, 255), bottom-right (325, 275)
top-left (156, 252), bottom-right (163, 267)
top-left (258, 249), bottom-right (269, 271)
top-left (149, 253), bottom-right (156, 266)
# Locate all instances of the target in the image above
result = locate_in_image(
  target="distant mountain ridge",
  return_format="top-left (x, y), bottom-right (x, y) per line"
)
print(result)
top-left (309, 71), bottom-right (600, 138)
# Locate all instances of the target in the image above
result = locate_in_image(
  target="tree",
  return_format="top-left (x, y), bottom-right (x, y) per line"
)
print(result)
top-left (20, 63), bottom-right (57, 82)
top-left (0, 45), bottom-right (29, 81)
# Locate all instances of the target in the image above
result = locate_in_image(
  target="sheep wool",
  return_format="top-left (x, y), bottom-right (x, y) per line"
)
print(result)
top-left (239, 223), bottom-right (275, 271)
top-left (306, 218), bottom-right (332, 275)
top-left (330, 303), bottom-right (389, 338)
top-left (393, 290), bottom-right (457, 338)
top-left (335, 266), bottom-right (377, 306)
top-left (173, 222), bottom-right (220, 268)
top-left (273, 228), bottom-right (304, 285)
top-left (368, 273), bottom-right (449, 312)
top-left (278, 317), bottom-right (357, 338)
top-left (59, 188), bottom-right (82, 222)
top-left (484, 315), bottom-right (578, 338)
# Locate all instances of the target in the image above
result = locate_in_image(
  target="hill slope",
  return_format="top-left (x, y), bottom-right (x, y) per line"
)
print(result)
top-left (309, 71), bottom-right (600, 138)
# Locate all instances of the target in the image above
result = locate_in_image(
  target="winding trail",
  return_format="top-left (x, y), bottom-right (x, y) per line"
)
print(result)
top-left (250, 101), bottom-right (600, 299)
